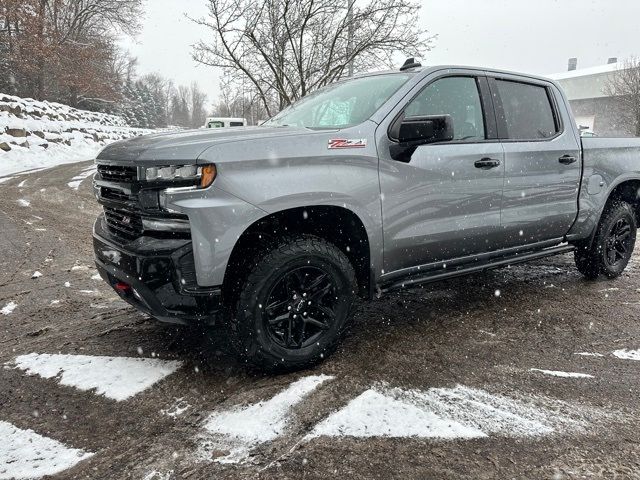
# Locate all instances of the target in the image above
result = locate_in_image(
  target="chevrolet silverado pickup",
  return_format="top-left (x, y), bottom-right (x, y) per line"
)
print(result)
top-left (93, 60), bottom-right (640, 371)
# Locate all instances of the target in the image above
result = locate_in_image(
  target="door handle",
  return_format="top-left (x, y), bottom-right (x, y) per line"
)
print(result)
top-left (559, 155), bottom-right (577, 165)
top-left (474, 157), bottom-right (501, 169)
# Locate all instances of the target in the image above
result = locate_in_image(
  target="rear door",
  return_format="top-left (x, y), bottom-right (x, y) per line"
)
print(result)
top-left (378, 72), bottom-right (506, 275)
top-left (489, 76), bottom-right (582, 247)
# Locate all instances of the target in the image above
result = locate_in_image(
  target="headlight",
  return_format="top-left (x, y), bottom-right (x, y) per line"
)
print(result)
top-left (143, 164), bottom-right (216, 188)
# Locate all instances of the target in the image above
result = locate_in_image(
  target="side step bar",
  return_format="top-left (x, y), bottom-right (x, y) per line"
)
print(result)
top-left (381, 244), bottom-right (575, 293)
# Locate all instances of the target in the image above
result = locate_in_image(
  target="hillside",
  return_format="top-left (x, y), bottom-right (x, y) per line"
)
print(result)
top-left (0, 93), bottom-right (152, 178)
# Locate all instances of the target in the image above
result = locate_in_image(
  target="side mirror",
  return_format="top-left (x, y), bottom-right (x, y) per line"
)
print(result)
top-left (398, 115), bottom-right (454, 145)
top-left (389, 115), bottom-right (454, 162)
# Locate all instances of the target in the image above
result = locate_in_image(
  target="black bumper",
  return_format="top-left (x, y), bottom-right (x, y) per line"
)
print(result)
top-left (93, 215), bottom-right (223, 325)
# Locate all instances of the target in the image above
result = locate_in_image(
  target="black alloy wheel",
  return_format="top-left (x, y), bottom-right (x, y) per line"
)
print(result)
top-left (264, 266), bottom-right (338, 349)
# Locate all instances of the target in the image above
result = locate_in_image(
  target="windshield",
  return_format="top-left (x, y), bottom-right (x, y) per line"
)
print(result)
top-left (264, 73), bottom-right (412, 129)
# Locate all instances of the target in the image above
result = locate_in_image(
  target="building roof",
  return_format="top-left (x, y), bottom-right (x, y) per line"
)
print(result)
top-left (548, 62), bottom-right (621, 81)
top-left (547, 62), bottom-right (621, 100)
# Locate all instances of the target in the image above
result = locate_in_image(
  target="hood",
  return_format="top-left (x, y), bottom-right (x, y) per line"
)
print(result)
top-left (96, 125), bottom-right (315, 164)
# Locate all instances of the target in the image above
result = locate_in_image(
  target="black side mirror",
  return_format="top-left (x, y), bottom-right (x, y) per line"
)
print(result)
top-left (389, 115), bottom-right (454, 162)
top-left (398, 115), bottom-right (454, 145)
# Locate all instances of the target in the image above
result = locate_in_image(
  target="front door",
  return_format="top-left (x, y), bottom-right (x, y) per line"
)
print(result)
top-left (378, 74), bottom-right (506, 276)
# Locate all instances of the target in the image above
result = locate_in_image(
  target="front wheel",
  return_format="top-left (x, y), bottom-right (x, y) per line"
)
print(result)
top-left (575, 201), bottom-right (637, 279)
top-left (232, 235), bottom-right (357, 372)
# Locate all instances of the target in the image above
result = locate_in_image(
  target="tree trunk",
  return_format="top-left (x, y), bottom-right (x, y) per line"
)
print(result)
top-left (35, 0), bottom-right (47, 99)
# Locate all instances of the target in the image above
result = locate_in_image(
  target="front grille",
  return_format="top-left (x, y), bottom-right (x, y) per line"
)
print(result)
top-left (101, 186), bottom-right (137, 203)
top-left (103, 207), bottom-right (143, 240)
top-left (98, 164), bottom-right (137, 183)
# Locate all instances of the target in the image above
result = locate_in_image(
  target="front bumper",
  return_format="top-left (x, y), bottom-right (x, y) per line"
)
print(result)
top-left (93, 215), bottom-right (223, 325)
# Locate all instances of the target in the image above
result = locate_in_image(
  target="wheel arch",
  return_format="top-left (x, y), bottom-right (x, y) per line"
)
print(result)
top-left (578, 177), bottom-right (640, 250)
top-left (222, 205), bottom-right (373, 304)
top-left (605, 178), bottom-right (640, 222)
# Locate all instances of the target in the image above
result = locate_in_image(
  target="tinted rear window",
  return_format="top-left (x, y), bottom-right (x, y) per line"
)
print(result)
top-left (496, 80), bottom-right (558, 140)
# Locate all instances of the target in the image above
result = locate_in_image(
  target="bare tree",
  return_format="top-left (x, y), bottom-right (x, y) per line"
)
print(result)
top-left (210, 74), bottom-right (271, 124)
top-left (169, 85), bottom-right (192, 127)
top-left (0, 0), bottom-right (143, 106)
top-left (606, 57), bottom-right (640, 137)
top-left (190, 0), bottom-right (435, 117)
top-left (189, 82), bottom-right (208, 128)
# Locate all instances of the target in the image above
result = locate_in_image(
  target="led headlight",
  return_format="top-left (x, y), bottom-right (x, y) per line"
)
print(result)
top-left (143, 164), bottom-right (216, 188)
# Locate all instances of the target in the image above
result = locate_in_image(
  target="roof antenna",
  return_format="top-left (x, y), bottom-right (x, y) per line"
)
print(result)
top-left (400, 57), bottom-right (422, 71)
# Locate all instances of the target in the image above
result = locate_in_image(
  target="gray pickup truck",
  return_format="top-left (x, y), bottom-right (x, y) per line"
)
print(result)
top-left (93, 60), bottom-right (640, 371)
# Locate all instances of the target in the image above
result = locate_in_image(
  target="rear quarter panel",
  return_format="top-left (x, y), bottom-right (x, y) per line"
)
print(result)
top-left (569, 137), bottom-right (640, 239)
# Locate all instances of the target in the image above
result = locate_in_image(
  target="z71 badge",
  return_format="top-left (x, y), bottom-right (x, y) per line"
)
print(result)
top-left (328, 138), bottom-right (367, 149)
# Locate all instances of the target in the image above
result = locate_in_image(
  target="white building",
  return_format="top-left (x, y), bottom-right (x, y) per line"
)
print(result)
top-left (548, 60), bottom-right (629, 137)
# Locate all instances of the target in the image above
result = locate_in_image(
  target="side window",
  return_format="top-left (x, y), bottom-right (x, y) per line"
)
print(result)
top-left (230, 122), bottom-right (244, 127)
top-left (404, 76), bottom-right (486, 142)
top-left (495, 80), bottom-right (558, 139)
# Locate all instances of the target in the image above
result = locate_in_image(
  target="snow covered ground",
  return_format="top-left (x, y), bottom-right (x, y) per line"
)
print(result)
top-left (0, 92), bottom-right (152, 177)
top-left (10, 353), bottom-right (183, 401)
top-left (199, 375), bottom-right (333, 464)
top-left (0, 420), bottom-right (93, 479)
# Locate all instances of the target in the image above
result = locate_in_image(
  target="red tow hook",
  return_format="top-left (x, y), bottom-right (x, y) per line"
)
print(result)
top-left (114, 282), bottom-right (131, 293)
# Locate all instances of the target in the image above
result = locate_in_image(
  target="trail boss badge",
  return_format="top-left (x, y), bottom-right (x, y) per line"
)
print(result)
top-left (328, 138), bottom-right (367, 149)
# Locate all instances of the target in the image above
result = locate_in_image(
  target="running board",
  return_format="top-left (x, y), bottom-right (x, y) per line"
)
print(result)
top-left (381, 245), bottom-right (575, 293)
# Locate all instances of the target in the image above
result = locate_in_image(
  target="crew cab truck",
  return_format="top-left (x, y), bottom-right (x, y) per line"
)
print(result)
top-left (93, 60), bottom-right (640, 371)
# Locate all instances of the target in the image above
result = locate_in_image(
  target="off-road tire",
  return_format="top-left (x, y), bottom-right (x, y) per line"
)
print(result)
top-left (232, 235), bottom-right (357, 372)
top-left (574, 201), bottom-right (637, 280)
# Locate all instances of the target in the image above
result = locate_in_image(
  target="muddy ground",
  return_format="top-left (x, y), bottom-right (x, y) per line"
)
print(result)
top-left (2, 161), bottom-right (640, 479)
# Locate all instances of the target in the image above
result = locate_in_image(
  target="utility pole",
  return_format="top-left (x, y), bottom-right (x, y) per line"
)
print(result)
top-left (347, 0), bottom-right (354, 77)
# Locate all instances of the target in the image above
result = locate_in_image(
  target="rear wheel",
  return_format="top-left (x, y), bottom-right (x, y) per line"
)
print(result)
top-left (575, 201), bottom-right (637, 279)
top-left (232, 235), bottom-right (356, 372)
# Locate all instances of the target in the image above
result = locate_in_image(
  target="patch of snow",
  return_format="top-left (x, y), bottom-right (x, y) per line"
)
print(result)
top-left (67, 166), bottom-right (96, 190)
top-left (0, 420), bottom-right (93, 479)
top-left (142, 470), bottom-right (174, 480)
top-left (31, 271), bottom-right (42, 279)
top-left (91, 273), bottom-right (102, 280)
top-left (101, 250), bottom-right (121, 264)
top-left (612, 349), bottom-right (640, 361)
top-left (199, 374), bottom-right (332, 464)
top-left (161, 398), bottom-right (191, 418)
top-left (90, 303), bottom-right (110, 309)
top-left (1, 301), bottom-right (17, 315)
top-left (530, 368), bottom-right (593, 379)
top-left (17, 179), bottom-right (27, 187)
top-left (10, 353), bottom-right (183, 401)
top-left (64, 282), bottom-right (71, 287)
top-left (308, 389), bottom-right (485, 439)
top-left (574, 352), bottom-right (604, 357)
top-left (309, 384), bottom-right (590, 441)
top-left (17, 199), bottom-right (30, 207)
top-left (0, 176), bottom-right (15, 184)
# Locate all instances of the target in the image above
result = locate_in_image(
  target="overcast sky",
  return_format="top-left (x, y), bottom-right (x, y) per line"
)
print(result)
top-left (119, 0), bottom-right (640, 107)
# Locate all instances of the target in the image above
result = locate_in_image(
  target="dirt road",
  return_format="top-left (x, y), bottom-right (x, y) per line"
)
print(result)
top-left (2, 161), bottom-right (640, 479)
